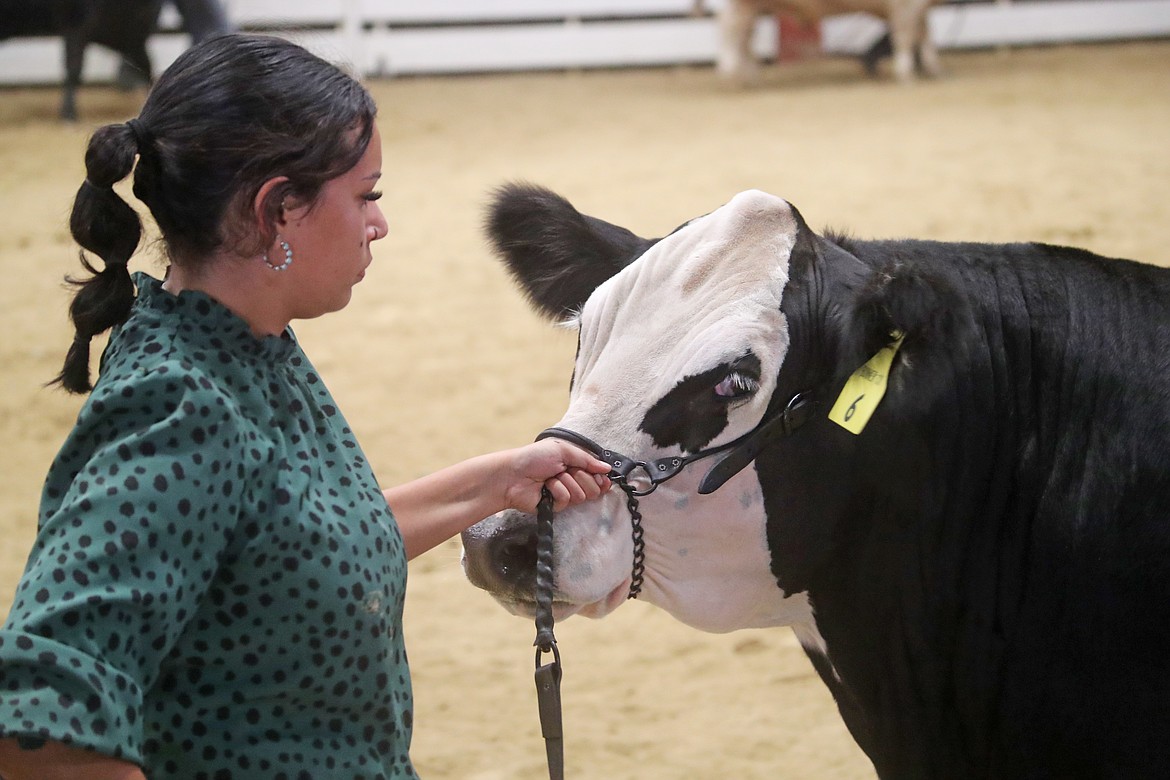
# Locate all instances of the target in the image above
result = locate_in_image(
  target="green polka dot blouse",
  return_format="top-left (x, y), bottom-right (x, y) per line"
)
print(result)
top-left (0, 274), bottom-right (418, 779)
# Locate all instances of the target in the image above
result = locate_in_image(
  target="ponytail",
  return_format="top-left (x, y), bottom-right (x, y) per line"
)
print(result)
top-left (53, 122), bottom-right (142, 393)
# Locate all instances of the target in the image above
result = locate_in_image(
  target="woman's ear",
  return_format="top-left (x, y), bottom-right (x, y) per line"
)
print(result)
top-left (252, 176), bottom-right (291, 245)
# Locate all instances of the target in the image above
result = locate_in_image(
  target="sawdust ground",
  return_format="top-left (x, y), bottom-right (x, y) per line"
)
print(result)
top-left (1, 40), bottom-right (1168, 779)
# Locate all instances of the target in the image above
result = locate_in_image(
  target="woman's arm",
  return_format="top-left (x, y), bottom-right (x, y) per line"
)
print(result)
top-left (385, 439), bottom-right (612, 560)
top-left (0, 738), bottom-right (145, 780)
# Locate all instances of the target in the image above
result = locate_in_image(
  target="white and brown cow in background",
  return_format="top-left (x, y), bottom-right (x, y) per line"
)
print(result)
top-left (696, 0), bottom-right (943, 84)
top-left (462, 183), bottom-right (1170, 777)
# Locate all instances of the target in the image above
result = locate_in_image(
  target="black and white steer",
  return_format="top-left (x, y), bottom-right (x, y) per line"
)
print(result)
top-left (461, 184), bottom-right (1170, 778)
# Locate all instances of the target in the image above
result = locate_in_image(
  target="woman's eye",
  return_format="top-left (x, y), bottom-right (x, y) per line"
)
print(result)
top-left (714, 372), bottom-right (758, 400)
top-left (363, 190), bottom-right (383, 202)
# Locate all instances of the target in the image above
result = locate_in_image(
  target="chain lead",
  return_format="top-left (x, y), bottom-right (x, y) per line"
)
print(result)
top-left (611, 478), bottom-right (646, 599)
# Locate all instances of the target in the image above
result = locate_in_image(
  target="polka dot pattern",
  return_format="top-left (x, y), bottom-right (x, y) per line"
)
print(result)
top-left (0, 274), bottom-right (416, 778)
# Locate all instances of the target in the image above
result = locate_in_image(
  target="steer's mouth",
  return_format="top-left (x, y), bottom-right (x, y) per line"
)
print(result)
top-left (466, 577), bottom-right (632, 623)
top-left (460, 509), bottom-right (632, 621)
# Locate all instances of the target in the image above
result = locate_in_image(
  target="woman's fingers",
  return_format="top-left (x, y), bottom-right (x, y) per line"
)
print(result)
top-left (545, 467), bottom-right (610, 511)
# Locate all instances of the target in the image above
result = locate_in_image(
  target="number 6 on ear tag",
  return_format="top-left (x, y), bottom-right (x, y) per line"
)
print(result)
top-left (828, 331), bottom-right (905, 435)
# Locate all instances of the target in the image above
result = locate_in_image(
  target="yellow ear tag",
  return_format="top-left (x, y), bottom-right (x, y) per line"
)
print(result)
top-left (828, 331), bottom-right (905, 435)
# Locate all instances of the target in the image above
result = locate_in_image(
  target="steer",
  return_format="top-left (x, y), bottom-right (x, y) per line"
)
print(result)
top-left (461, 183), bottom-right (1170, 777)
top-left (703, 0), bottom-right (942, 84)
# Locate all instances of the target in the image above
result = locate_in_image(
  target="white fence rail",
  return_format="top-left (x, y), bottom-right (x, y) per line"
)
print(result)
top-left (1, 0), bottom-right (1168, 86)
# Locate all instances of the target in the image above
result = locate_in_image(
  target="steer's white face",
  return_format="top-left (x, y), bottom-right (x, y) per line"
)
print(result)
top-left (466, 190), bottom-right (817, 635)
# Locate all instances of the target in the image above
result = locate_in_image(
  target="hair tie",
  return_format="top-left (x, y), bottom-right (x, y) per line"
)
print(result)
top-left (126, 118), bottom-right (152, 151)
top-left (72, 333), bottom-right (92, 347)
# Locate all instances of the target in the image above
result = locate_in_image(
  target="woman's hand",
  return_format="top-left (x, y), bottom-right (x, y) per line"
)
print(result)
top-left (385, 440), bottom-right (612, 560)
top-left (501, 438), bottom-right (613, 513)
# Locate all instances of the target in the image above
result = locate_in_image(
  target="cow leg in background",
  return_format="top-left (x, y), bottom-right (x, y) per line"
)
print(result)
top-left (171, 0), bottom-right (233, 43)
top-left (914, 11), bottom-right (942, 77)
top-left (115, 65), bottom-right (149, 91)
top-left (117, 0), bottom-right (231, 89)
top-left (120, 39), bottom-right (154, 88)
top-left (889, 0), bottom-right (939, 82)
top-left (59, 31), bottom-right (84, 120)
top-left (114, 35), bottom-right (155, 92)
top-left (860, 33), bottom-right (892, 77)
top-left (887, 8), bottom-right (915, 82)
top-left (716, 0), bottom-right (760, 85)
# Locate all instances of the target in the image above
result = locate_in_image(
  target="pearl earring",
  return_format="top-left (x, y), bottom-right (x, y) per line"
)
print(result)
top-left (264, 236), bottom-right (293, 271)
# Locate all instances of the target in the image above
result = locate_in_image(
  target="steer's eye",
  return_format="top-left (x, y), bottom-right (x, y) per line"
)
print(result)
top-left (714, 372), bottom-right (758, 400)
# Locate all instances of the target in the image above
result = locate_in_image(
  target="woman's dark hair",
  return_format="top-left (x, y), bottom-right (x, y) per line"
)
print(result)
top-left (55, 33), bottom-right (378, 393)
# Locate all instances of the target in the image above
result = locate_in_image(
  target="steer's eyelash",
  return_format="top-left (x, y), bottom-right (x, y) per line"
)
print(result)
top-left (714, 372), bottom-right (759, 400)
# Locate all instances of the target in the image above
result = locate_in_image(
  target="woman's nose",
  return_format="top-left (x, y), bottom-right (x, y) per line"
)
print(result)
top-left (369, 205), bottom-right (389, 242)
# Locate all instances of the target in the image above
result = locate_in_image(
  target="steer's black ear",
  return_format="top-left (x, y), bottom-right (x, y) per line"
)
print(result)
top-left (852, 260), bottom-right (971, 360)
top-left (486, 182), bottom-right (656, 320)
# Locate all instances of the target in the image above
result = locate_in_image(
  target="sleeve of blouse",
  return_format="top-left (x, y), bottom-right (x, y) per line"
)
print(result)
top-left (0, 363), bottom-right (253, 765)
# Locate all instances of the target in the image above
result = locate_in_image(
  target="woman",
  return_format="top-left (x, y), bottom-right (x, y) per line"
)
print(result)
top-left (0, 34), bottom-right (610, 780)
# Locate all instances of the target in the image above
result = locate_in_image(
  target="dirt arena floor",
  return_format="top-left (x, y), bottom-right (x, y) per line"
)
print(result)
top-left (1, 39), bottom-right (1168, 779)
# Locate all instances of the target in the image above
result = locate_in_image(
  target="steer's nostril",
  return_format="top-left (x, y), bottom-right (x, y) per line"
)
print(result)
top-left (495, 529), bottom-right (538, 580)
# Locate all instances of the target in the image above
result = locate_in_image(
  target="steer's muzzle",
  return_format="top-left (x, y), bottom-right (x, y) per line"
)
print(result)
top-left (460, 509), bottom-right (540, 610)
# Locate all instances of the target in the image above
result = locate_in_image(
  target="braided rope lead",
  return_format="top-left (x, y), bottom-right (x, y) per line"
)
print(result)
top-left (533, 486), bottom-right (557, 652)
top-left (533, 486), bottom-right (564, 780)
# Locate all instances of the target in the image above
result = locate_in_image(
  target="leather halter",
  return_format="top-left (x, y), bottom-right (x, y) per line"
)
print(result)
top-left (536, 388), bottom-right (818, 599)
top-left (537, 388), bottom-right (817, 496)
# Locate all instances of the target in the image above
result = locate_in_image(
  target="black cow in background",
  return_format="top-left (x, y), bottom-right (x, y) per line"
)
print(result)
top-left (116, 0), bottom-right (234, 90)
top-left (170, 0), bottom-right (231, 43)
top-left (0, 0), bottom-right (231, 121)
top-left (0, 0), bottom-right (162, 120)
